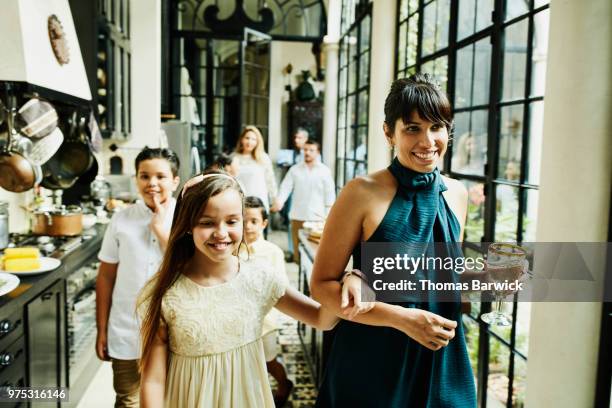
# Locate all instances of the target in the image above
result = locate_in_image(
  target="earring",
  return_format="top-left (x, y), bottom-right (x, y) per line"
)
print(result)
top-left (389, 144), bottom-right (394, 151)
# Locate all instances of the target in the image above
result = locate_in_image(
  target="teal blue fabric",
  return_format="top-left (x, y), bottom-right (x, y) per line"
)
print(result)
top-left (315, 158), bottom-right (477, 408)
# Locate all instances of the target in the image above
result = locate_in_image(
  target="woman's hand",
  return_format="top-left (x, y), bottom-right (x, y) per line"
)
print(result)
top-left (396, 308), bottom-right (457, 351)
top-left (340, 273), bottom-right (375, 320)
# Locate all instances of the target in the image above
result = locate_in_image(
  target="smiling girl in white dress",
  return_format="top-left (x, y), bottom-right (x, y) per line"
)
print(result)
top-left (137, 171), bottom-right (370, 408)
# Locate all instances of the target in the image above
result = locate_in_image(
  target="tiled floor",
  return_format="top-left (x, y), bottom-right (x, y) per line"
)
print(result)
top-left (77, 229), bottom-right (316, 407)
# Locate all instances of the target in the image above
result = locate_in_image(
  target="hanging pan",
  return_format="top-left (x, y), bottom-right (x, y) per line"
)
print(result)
top-left (0, 109), bottom-right (36, 192)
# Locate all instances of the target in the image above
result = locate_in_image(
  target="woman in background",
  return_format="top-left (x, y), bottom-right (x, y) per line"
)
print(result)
top-left (234, 126), bottom-right (277, 210)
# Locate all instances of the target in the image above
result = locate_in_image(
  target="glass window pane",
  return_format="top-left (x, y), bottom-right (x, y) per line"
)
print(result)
top-left (356, 127), bottom-right (368, 162)
top-left (502, 19), bottom-right (529, 101)
top-left (349, 63), bottom-right (357, 94)
top-left (531, 9), bottom-right (550, 97)
top-left (407, 15), bottom-right (419, 67)
top-left (336, 158), bottom-right (345, 187)
top-left (422, 2), bottom-right (436, 56)
top-left (522, 188), bottom-right (538, 242)
top-left (338, 98), bottom-right (346, 129)
top-left (526, 101), bottom-right (544, 184)
top-left (513, 355), bottom-right (528, 407)
top-left (347, 94), bottom-right (356, 126)
top-left (345, 159), bottom-right (356, 182)
top-left (455, 38), bottom-right (491, 108)
top-left (473, 39), bottom-right (492, 106)
top-left (409, 0), bottom-right (419, 14)
top-left (339, 67), bottom-right (347, 97)
top-left (458, 0), bottom-right (494, 40)
top-left (454, 43), bottom-right (474, 108)
top-left (475, 0), bottom-right (494, 33)
top-left (488, 338), bottom-right (511, 406)
top-left (462, 315), bottom-right (480, 383)
top-left (360, 14), bottom-right (371, 51)
top-left (398, 23), bottom-right (407, 72)
top-left (506, 0), bottom-right (529, 21)
top-left (422, 0), bottom-right (450, 57)
top-left (337, 127), bottom-right (346, 159)
top-left (495, 184), bottom-right (519, 242)
top-left (452, 110), bottom-right (488, 176)
top-left (358, 51), bottom-right (370, 88)
top-left (515, 302), bottom-right (531, 356)
top-left (346, 127), bottom-right (355, 160)
top-left (421, 56), bottom-right (448, 91)
top-left (400, 0), bottom-right (409, 21)
top-left (461, 180), bottom-right (486, 242)
top-left (358, 92), bottom-right (369, 125)
top-left (498, 104), bottom-right (524, 180)
top-left (535, 0), bottom-right (550, 7)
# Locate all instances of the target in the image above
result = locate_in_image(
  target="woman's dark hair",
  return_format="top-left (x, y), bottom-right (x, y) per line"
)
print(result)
top-left (134, 147), bottom-right (180, 176)
top-left (383, 73), bottom-right (453, 132)
top-left (244, 196), bottom-right (268, 221)
top-left (138, 169), bottom-right (245, 371)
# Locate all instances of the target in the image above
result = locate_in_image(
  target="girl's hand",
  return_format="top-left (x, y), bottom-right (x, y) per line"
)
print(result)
top-left (340, 272), bottom-right (375, 320)
top-left (396, 308), bottom-right (457, 351)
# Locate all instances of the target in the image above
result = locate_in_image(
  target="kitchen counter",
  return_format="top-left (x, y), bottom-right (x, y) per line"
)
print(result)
top-left (0, 224), bottom-right (105, 314)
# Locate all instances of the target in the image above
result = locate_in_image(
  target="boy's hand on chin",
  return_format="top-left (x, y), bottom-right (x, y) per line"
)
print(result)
top-left (150, 195), bottom-right (166, 230)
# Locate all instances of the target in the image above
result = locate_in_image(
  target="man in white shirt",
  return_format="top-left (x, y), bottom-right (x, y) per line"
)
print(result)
top-left (271, 140), bottom-right (335, 263)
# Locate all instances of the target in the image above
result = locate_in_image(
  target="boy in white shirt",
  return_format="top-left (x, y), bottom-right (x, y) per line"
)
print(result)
top-left (243, 196), bottom-right (294, 406)
top-left (95, 147), bottom-right (180, 407)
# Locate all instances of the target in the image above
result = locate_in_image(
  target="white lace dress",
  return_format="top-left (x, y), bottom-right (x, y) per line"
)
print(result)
top-left (144, 259), bottom-right (288, 407)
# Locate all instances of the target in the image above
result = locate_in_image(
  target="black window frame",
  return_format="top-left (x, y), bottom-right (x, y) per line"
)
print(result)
top-left (335, 1), bottom-right (373, 191)
top-left (395, 0), bottom-right (550, 406)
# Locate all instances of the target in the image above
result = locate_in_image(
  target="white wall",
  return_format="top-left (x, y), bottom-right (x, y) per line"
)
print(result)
top-left (268, 41), bottom-right (323, 164)
top-left (525, 0), bottom-right (612, 406)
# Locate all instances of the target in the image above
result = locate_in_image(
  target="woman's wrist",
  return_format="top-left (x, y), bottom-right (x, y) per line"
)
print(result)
top-left (340, 269), bottom-right (368, 285)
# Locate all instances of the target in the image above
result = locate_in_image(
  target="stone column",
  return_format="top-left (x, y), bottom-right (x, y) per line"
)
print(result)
top-left (321, 0), bottom-right (342, 174)
top-left (525, 0), bottom-right (612, 406)
top-left (367, 0), bottom-right (397, 172)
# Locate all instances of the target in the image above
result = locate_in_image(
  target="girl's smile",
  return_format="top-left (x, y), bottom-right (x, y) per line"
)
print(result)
top-left (191, 189), bottom-right (244, 263)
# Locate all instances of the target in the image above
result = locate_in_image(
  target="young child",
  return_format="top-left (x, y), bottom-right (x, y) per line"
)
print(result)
top-left (213, 152), bottom-right (240, 177)
top-left (96, 147), bottom-right (180, 408)
top-left (243, 196), bottom-right (293, 406)
top-left (137, 171), bottom-right (370, 408)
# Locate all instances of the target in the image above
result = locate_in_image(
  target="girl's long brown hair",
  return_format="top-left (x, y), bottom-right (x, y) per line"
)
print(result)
top-left (235, 125), bottom-right (266, 163)
top-left (138, 170), bottom-right (246, 371)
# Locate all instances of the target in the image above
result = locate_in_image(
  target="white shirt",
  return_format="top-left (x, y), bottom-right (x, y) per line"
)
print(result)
top-left (98, 199), bottom-right (176, 359)
top-left (277, 162), bottom-right (335, 221)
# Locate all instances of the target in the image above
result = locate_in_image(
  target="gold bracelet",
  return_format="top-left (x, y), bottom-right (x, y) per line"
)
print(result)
top-left (341, 269), bottom-right (368, 285)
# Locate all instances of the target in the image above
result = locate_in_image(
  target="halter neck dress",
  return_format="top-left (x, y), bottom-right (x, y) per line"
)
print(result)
top-left (315, 158), bottom-right (477, 408)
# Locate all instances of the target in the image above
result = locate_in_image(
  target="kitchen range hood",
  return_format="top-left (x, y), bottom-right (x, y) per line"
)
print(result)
top-left (0, 0), bottom-right (91, 101)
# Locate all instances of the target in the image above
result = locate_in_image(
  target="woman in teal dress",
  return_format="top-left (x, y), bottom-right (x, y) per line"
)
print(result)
top-left (311, 74), bottom-right (477, 407)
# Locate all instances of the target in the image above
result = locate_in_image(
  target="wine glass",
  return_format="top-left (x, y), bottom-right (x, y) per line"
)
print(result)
top-left (481, 243), bottom-right (526, 326)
